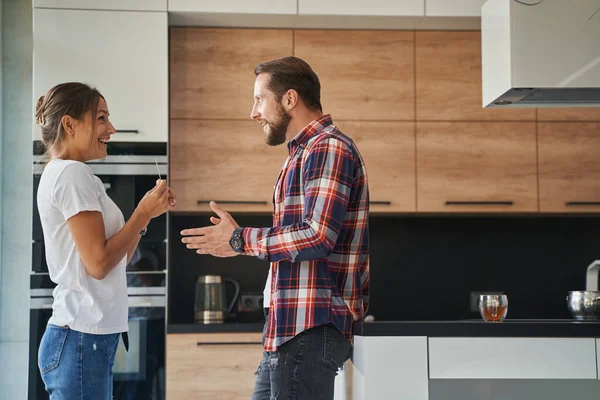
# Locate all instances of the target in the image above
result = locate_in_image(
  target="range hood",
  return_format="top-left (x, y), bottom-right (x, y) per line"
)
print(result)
top-left (481, 0), bottom-right (600, 108)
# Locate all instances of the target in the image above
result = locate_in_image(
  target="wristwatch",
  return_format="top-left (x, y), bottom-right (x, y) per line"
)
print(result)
top-left (229, 227), bottom-right (245, 253)
top-left (140, 227), bottom-right (147, 236)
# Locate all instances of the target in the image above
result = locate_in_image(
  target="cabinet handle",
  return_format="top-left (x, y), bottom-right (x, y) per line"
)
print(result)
top-left (197, 342), bottom-right (263, 346)
top-left (197, 200), bottom-right (268, 205)
top-left (445, 201), bottom-right (514, 206)
top-left (565, 201), bottom-right (600, 206)
top-left (115, 129), bottom-right (139, 134)
top-left (370, 201), bottom-right (392, 205)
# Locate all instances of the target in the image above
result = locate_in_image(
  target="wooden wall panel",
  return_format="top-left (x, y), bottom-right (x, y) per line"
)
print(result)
top-left (170, 28), bottom-right (293, 119)
top-left (295, 30), bottom-right (415, 121)
top-left (416, 31), bottom-right (535, 121)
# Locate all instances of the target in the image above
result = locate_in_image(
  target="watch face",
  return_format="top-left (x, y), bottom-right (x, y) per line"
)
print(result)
top-left (230, 235), bottom-right (243, 252)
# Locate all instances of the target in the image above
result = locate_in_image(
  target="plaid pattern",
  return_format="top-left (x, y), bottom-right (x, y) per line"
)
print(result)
top-left (243, 114), bottom-right (370, 351)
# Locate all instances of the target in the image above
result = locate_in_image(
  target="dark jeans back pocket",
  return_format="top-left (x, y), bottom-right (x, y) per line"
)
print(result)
top-left (38, 325), bottom-right (69, 375)
top-left (323, 324), bottom-right (352, 370)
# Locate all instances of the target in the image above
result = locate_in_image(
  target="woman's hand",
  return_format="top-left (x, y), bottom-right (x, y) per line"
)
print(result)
top-left (137, 180), bottom-right (175, 219)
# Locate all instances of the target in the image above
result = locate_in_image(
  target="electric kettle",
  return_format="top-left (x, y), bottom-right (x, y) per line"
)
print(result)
top-left (194, 275), bottom-right (240, 324)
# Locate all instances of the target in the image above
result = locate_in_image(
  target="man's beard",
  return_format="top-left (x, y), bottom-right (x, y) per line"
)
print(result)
top-left (265, 104), bottom-right (291, 146)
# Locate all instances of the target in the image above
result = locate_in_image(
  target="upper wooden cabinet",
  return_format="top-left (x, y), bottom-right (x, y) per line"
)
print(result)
top-left (33, 9), bottom-right (168, 142)
top-left (166, 332), bottom-right (263, 400)
top-left (298, 0), bottom-right (424, 16)
top-left (169, 0), bottom-right (296, 14)
top-left (415, 32), bottom-right (535, 122)
top-left (169, 119), bottom-right (284, 213)
top-left (338, 122), bottom-right (416, 212)
top-left (33, 0), bottom-right (166, 11)
top-left (295, 30), bottom-right (415, 121)
top-left (425, 0), bottom-right (487, 16)
top-left (538, 123), bottom-right (600, 213)
top-left (537, 108), bottom-right (600, 122)
top-left (416, 122), bottom-right (538, 213)
top-left (170, 28), bottom-right (293, 120)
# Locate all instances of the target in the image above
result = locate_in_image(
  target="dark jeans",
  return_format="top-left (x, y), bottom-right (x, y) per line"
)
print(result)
top-left (251, 313), bottom-right (352, 400)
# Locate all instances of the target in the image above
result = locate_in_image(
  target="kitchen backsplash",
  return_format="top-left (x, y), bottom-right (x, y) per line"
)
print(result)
top-left (168, 213), bottom-right (600, 324)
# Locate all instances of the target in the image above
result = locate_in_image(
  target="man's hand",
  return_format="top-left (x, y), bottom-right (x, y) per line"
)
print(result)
top-left (180, 201), bottom-right (240, 258)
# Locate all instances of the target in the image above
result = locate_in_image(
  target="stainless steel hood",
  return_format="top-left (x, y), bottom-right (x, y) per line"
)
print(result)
top-left (481, 0), bottom-right (600, 108)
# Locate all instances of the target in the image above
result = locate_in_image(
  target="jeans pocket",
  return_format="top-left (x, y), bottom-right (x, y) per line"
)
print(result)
top-left (38, 325), bottom-right (69, 375)
top-left (323, 324), bottom-right (351, 370)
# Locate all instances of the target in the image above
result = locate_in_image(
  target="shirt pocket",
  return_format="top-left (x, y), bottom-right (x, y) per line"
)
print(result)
top-left (38, 325), bottom-right (69, 375)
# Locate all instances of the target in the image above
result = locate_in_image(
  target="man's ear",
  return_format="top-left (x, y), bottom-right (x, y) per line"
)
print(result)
top-left (283, 89), bottom-right (299, 111)
top-left (61, 115), bottom-right (76, 136)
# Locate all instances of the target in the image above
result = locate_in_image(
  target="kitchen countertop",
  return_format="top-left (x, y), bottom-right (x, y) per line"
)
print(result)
top-left (354, 319), bottom-right (600, 337)
top-left (167, 323), bottom-right (264, 334)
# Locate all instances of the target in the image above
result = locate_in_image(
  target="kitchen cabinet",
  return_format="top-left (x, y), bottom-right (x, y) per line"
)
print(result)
top-left (597, 339), bottom-right (600, 379)
top-left (352, 336), bottom-right (429, 400)
top-left (169, 119), bottom-right (284, 213)
top-left (538, 122), bottom-right (600, 213)
top-left (415, 31), bottom-right (535, 121)
top-left (428, 337), bottom-right (598, 379)
top-left (166, 332), bottom-right (263, 400)
top-left (33, 0), bottom-right (166, 11)
top-left (168, 0), bottom-right (296, 14)
top-left (337, 122), bottom-right (416, 212)
top-left (298, 0), bottom-right (424, 16)
top-left (537, 108), bottom-right (600, 122)
top-left (424, 0), bottom-right (486, 16)
top-left (294, 30), bottom-right (415, 121)
top-left (416, 122), bottom-right (537, 213)
top-left (170, 28), bottom-right (293, 120)
top-left (33, 8), bottom-right (167, 142)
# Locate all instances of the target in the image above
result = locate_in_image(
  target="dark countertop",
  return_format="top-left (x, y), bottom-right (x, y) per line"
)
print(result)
top-left (354, 319), bottom-right (600, 337)
top-left (168, 323), bottom-right (264, 334)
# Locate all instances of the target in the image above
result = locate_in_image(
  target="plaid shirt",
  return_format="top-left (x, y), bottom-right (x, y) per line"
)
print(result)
top-left (242, 114), bottom-right (370, 352)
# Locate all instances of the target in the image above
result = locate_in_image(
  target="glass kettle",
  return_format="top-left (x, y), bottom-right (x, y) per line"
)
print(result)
top-left (194, 275), bottom-right (240, 324)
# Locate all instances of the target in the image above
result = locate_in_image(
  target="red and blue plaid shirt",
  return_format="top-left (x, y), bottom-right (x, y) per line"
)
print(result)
top-left (242, 114), bottom-right (370, 351)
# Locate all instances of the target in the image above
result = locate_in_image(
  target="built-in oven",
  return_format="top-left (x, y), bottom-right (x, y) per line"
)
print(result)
top-left (29, 289), bottom-right (166, 400)
top-left (29, 142), bottom-right (168, 400)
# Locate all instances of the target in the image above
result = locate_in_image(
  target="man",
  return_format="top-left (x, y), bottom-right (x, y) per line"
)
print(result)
top-left (181, 56), bottom-right (370, 400)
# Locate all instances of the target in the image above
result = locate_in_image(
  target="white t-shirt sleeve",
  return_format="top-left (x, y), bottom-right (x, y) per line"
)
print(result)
top-left (52, 162), bottom-right (103, 220)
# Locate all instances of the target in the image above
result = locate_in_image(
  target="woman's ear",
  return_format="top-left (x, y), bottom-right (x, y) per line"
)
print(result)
top-left (61, 115), bottom-right (76, 136)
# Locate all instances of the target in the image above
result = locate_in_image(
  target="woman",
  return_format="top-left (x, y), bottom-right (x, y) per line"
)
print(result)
top-left (35, 82), bottom-right (176, 399)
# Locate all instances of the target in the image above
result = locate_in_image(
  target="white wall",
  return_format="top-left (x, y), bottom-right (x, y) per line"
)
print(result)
top-left (0, 0), bottom-right (33, 399)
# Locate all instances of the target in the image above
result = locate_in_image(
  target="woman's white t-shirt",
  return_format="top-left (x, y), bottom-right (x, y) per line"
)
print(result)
top-left (37, 159), bottom-right (128, 334)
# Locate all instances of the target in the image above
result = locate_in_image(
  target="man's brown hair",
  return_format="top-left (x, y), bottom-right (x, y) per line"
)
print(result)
top-left (254, 56), bottom-right (322, 112)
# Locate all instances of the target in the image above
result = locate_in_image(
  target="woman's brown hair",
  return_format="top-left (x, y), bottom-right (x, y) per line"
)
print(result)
top-left (35, 82), bottom-right (104, 159)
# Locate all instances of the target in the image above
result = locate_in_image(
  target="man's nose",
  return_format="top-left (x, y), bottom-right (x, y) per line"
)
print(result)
top-left (250, 106), bottom-right (260, 120)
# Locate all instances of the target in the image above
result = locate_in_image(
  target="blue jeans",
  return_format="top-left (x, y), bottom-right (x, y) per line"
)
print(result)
top-left (251, 321), bottom-right (352, 400)
top-left (38, 324), bottom-right (120, 400)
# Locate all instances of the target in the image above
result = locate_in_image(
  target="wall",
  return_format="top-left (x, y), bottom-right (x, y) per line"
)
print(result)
top-left (0, 0), bottom-right (33, 399)
top-left (367, 215), bottom-right (600, 321)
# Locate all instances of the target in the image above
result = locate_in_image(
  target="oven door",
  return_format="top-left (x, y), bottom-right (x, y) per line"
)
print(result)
top-left (28, 292), bottom-right (166, 400)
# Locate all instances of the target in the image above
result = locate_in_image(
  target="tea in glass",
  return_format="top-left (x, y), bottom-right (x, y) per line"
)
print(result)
top-left (479, 294), bottom-right (508, 323)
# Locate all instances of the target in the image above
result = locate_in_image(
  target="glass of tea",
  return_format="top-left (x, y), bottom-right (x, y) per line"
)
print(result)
top-left (479, 294), bottom-right (508, 323)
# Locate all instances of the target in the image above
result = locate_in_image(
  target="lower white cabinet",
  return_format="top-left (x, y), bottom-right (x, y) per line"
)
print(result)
top-left (352, 336), bottom-right (429, 400)
top-left (428, 337), bottom-right (598, 379)
top-left (597, 339), bottom-right (600, 380)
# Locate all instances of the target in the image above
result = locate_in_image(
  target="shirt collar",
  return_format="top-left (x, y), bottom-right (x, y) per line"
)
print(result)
top-left (287, 114), bottom-right (333, 154)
